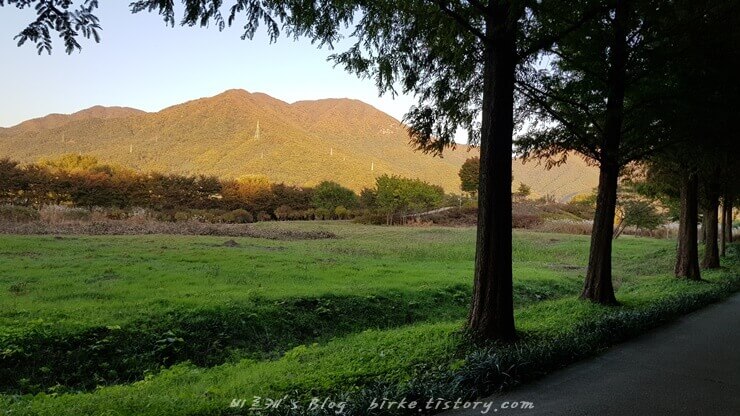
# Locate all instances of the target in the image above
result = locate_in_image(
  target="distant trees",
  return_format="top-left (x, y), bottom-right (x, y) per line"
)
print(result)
top-left (458, 157), bottom-right (480, 197)
top-left (0, 156), bottom-right (459, 223)
top-left (0, 156), bottom-right (333, 220)
top-left (311, 181), bottom-right (358, 213)
top-left (367, 175), bottom-right (444, 225)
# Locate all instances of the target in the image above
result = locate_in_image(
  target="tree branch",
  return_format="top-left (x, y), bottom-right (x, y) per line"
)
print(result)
top-left (518, 79), bottom-right (604, 134)
top-left (466, 0), bottom-right (488, 15)
top-left (429, 0), bottom-right (487, 42)
top-left (519, 3), bottom-right (606, 59)
top-left (516, 82), bottom-right (600, 160)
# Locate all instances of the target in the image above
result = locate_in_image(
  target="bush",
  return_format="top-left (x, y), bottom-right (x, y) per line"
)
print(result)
top-left (274, 205), bottom-right (293, 221)
top-left (512, 213), bottom-right (544, 229)
top-left (0, 205), bottom-right (40, 222)
top-left (562, 200), bottom-right (595, 219)
top-left (256, 211), bottom-right (272, 222)
top-left (315, 207), bottom-right (330, 220)
top-left (354, 210), bottom-right (391, 225)
top-left (39, 205), bottom-right (91, 223)
top-left (536, 220), bottom-right (593, 235)
top-left (103, 208), bottom-right (129, 220)
top-left (334, 205), bottom-right (349, 219)
top-left (221, 209), bottom-right (254, 224)
top-left (173, 211), bottom-right (190, 222)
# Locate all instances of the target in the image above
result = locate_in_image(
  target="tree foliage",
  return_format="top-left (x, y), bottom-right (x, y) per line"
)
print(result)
top-left (458, 156), bottom-right (479, 195)
top-left (311, 181), bottom-right (358, 212)
top-left (371, 174), bottom-right (444, 223)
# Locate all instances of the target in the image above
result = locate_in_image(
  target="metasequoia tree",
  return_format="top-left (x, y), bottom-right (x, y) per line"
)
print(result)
top-left (517, 0), bottom-right (671, 303)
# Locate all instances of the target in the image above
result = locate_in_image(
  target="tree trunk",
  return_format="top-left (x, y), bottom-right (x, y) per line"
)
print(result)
top-left (701, 202), bottom-right (720, 268)
top-left (582, 163), bottom-right (619, 304)
top-left (675, 173), bottom-right (701, 280)
top-left (468, 5), bottom-right (517, 342)
top-left (722, 194), bottom-right (733, 255)
top-left (581, 0), bottom-right (627, 305)
top-left (729, 201), bottom-right (734, 241)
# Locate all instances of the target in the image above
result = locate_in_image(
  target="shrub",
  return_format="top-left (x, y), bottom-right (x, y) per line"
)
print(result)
top-left (353, 210), bottom-right (391, 225)
top-left (536, 220), bottom-right (593, 235)
top-left (103, 208), bottom-right (129, 220)
top-left (173, 211), bottom-right (190, 222)
top-left (0, 205), bottom-right (40, 223)
top-left (315, 207), bottom-right (330, 220)
top-left (222, 209), bottom-right (253, 224)
top-left (512, 213), bottom-right (544, 229)
top-left (39, 205), bottom-right (91, 223)
top-left (256, 211), bottom-right (272, 222)
top-left (562, 200), bottom-right (595, 219)
top-left (274, 205), bottom-right (293, 221)
top-left (334, 205), bottom-right (349, 219)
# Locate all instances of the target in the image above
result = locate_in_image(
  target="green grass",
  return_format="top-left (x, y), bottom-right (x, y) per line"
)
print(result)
top-left (1, 223), bottom-right (738, 415)
top-left (0, 222), bottom-right (681, 331)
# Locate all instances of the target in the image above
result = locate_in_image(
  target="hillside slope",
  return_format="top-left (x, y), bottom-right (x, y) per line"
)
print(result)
top-left (0, 89), bottom-right (598, 198)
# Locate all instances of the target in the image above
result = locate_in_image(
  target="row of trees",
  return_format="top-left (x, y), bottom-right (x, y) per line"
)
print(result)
top-left (0, 156), bottom-right (447, 222)
top-left (362, 175), bottom-right (445, 224)
top-left (3, 0), bottom-right (738, 341)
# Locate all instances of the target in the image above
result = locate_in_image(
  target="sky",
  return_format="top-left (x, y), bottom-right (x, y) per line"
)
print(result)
top-left (0, 3), bottom-right (418, 128)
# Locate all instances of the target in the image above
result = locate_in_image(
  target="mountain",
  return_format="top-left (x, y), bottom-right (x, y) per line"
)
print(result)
top-left (11, 106), bottom-right (146, 132)
top-left (0, 89), bottom-right (598, 200)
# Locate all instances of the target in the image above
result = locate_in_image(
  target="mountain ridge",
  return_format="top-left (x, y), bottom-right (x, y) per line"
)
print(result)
top-left (0, 89), bottom-right (598, 199)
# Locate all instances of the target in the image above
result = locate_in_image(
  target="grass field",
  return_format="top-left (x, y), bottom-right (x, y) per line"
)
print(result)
top-left (1, 222), bottom-right (738, 415)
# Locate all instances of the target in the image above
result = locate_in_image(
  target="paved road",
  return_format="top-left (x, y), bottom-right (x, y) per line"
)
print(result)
top-left (445, 293), bottom-right (740, 416)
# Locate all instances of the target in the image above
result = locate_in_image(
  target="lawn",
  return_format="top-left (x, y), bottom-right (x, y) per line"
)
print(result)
top-left (1, 222), bottom-right (737, 415)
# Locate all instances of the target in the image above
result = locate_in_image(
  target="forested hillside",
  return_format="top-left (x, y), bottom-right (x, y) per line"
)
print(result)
top-left (0, 89), bottom-right (598, 199)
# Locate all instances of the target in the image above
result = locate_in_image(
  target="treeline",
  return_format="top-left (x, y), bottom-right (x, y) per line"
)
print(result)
top-left (0, 155), bottom-right (446, 222)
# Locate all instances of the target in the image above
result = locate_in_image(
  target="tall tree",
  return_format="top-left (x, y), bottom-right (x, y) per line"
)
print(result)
top-left (700, 168), bottom-right (721, 269)
top-left (517, 0), bottom-right (672, 304)
top-left (721, 190), bottom-right (736, 257)
top-left (675, 171), bottom-right (701, 279)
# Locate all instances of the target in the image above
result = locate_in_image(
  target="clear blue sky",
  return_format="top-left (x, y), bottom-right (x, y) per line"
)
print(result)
top-left (0, 3), bottom-right (417, 128)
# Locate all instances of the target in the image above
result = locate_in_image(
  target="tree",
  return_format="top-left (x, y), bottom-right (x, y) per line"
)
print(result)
top-left (700, 169), bottom-right (721, 269)
top-left (515, 182), bottom-right (531, 200)
top-left (374, 174), bottom-right (443, 224)
top-left (2, 0), bottom-right (608, 341)
top-left (458, 157), bottom-right (480, 196)
top-left (675, 171), bottom-right (701, 279)
top-left (614, 198), bottom-right (665, 239)
top-left (311, 181), bottom-right (358, 212)
top-left (721, 186), bottom-right (737, 257)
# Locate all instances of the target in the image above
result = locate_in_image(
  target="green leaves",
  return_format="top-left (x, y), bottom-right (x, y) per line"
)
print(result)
top-left (2, 0), bottom-right (101, 54)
